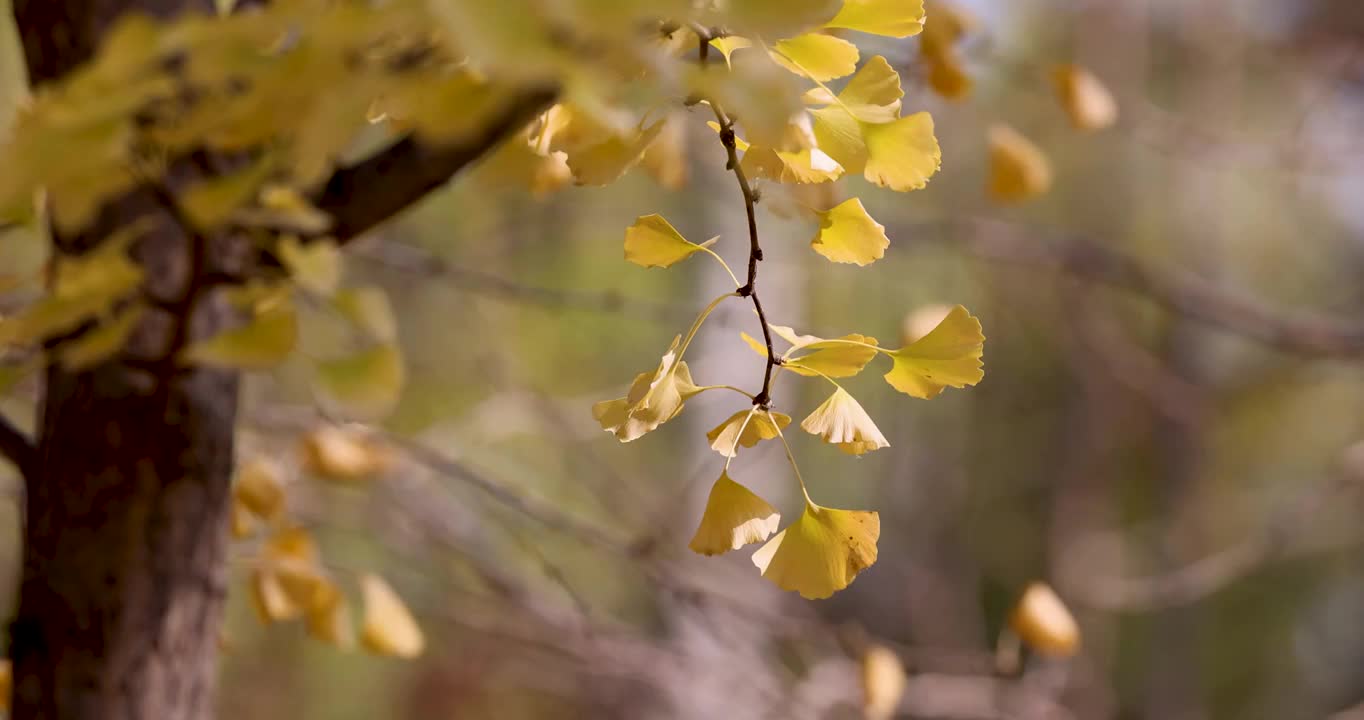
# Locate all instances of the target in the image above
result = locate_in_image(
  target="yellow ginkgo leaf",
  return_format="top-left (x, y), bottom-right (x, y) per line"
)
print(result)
top-left (180, 299), bottom-right (298, 370)
top-left (771, 33), bottom-right (860, 82)
top-left (801, 387), bottom-right (889, 455)
top-left (862, 644), bottom-right (907, 720)
top-left (623, 215), bottom-right (717, 269)
top-left (705, 409), bottom-right (792, 457)
top-left (810, 197), bottom-right (888, 266)
top-left (752, 503), bottom-right (880, 599)
top-left (250, 568), bottom-right (300, 623)
top-left (709, 36), bottom-right (753, 68)
top-left (1009, 582), bottom-right (1081, 657)
top-left (640, 115), bottom-right (689, 190)
top-left (314, 344), bottom-right (406, 420)
top-left (926, 49), bottom-right (972, 100)
top-left (901, 303), bottom-right (954, 345)
top-left (56, 303), bottom-right (145, 371)
top-left (741, 324), bottom-right (880, 378)
top-left (883, 304), bottom-right (984, 398)
top-left (863, 112), bottom-right (941, 192)
top-left (988, 124), bottom-right (1052, 203)
top-left (300, 425), bottom-right (395, 482)
top-left (306, 580), bottom-right (356, 650)
top-left (708, 120), bottom-right (842, 184)
top-left (825, 0), bottom-right (926, 37)
top-left (333, 286), bottom-right (398, 343)
top-left (592, 336), bottom-right (701, 442)
top-left (1053, 64), bottom-right (1118, 131)
top-left (230, 499), bottom-right (257, 540)
top-left (687, 470), bottom-right (781, 555)
top-left (920, 0), bottom-right (975, 57)
top-left (832, 55), bottom-right (902, 123)
top-left (234, 457), bottom-right (286, 521)
top-left (360, 574), bottom-right (425, 658)
top-left (277, 236), bottom-right (342, 296)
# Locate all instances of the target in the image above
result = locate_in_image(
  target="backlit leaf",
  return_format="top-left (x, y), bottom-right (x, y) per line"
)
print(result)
top-left (623, 215), bottom-right (717, 269)
top-left (752, 503), bottom-right (880, 599)
top-left (810, 197), bottom-right (888, 266)
top-left (825, 0), bottom-right (926, 37)
top-left (234, 457), bottom-right (287, 522)
top-left (801, 387), bottom-right (889, 455)
top-left (1009, 582), bottom-right (1081, 657)
top-left (180, 296), bottom-right (298, 370)
top-left (300, 425), bottom-right (395, 482)
top-left (771, 33), bottom-right (860, 82)
top-left (278, 236), bottom-right (342, 296)
top-left (883, 304), bottom-right (984, 398)
top-left (56, 303), bottom-right (144, 371)
top-left (1053, 64), bottom-right (1118, 131)
top-left (181, 156), bottom-right (275, 231)
top-left (688, 470), bottom-right (781, 555)
top-left (862, 112), bottom-right (941, 192)
top-left (592, 336), bottom-right (702, 442)
top-left (306, 581), bottom-right (356, 650)
top-left (360, 574), bottom-right (424, 658)
top-left (862, 645), bottom-right (907, 720)
top-left (314, 344), bottom-right (406, 420)
top-left (987, 124), bottom-right (1052, 203)
top-left (333, 286), bottom-right (397, 343)
top-left (705, 409), bottom-right (792, 458)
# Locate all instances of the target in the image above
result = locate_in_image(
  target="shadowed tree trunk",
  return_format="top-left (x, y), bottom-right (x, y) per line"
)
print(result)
top-left (9, 2), bottom-right (238, 718)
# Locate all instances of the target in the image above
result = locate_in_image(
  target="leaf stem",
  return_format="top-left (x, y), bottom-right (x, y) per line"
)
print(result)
top-left (767, 408), bottom-right (815, 509)
top-left (723, 407), bottom-right (758, 471)
top-left (677, 291), bottom-right (737, 360)
top-left (697, 246), bottom-right (742, 288)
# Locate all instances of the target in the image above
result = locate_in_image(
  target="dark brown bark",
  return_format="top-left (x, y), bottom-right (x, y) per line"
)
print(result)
top-left (9, 2), bottom-right (237, 719)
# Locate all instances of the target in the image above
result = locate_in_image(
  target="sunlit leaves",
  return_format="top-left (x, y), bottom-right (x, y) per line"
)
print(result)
top-left (919, 0), bottom-right (975, 100)
top-left (752, 503), bottom-right (880, 599)
top-left (771, 33), bottom-right (860, 82)
top-left (250, 527), bottom-right (327, 624)
top-left (233, 457), bottom-right (287, 522)
top-left (332, 287), bottom-right (397, 344)
top-left (623, 215), bottom-right (717, 268)
top-left (988, 124), bottom-right (1053, 203)
top-left (862, 112), bottom-right (942, 192)
top-left (0, 233), bottom-right (143, 349)
top-left (829, 56), bottom-right (902, 123)
top-left (314, 344), bottom-right (406, 420)
top-left (1009, 582), bottom-right (1081, 657)
top-left (181, 156), bottom-right (275, 230)
top-left (710, 121), bottom-right (843, 184)
top-left (861, 644), bottom-right (907, 720)
top-left (181, 292), bottom-right (298, 369)
top-left (278, 236), bottom-right (342, 296)
top-left (810, 197), bottom-right (888, 266)
top-left (883, 305), bottom-right (984, 398)
top-left (706, 409), bottom-right (791, 457)
top-left (55, 304), bottom-right (145, 371)
top-left (743, 324), bottom-right (880, 378)
top-left (687, 470), bottom-right (781, 555)
top-left (300, 425), bottom-right (394, 483)
top-left (360, 574), bottom-right (425, 658)
top-left (825, 0), bottom-right (927, 38)
top-left (1053, 64), bottom-right (1118, 131)
top-left (593, 335), bottom-right (701, 442)
top-left (306, 581), bottom-right (356, 650)
top-left (708, 0), bottom-right (843, 40)
top-left (801, 388), bottom-right (889, 455)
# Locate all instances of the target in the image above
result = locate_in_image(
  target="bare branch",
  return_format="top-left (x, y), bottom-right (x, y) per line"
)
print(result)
top-left (317, 87), bottom-right (557, 244)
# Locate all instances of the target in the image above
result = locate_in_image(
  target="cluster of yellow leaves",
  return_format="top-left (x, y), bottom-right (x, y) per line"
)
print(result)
top-left (231, 428), bottom-right (421, 658)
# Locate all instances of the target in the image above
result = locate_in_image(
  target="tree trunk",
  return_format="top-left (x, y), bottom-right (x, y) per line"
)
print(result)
top-left (9, 2), bottom-right (239, 719)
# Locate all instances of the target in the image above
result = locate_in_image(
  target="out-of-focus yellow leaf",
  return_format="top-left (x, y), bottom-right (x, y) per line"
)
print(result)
top-left (306, 580), bottom-right (356, 650)
top-left (926, 49), bottom-right (972, 100)
top-left (752, 503), bottom-right (880, 599)
top-left (709, 36), bottom-right (752, 68)
top-left (234, 457), bottom-right (286, 521)
top-left (825, 0), bottom-right (926, 37)
top-left (277, 236), bottom-right (342, 296)
top-left (771, 33), bottom-right (860, 82)
top-left (709, 121), bottom-right (843, 184)
top-left (883, 304), bottom-right (984, 398)
top-left (709, 0), bottom-right (842, 39)
top-left (688, 470), bottom-right (781, 555)
top-left (1053, 64), bottom-right (1118, 131)
top-left (988, 124), bottom-right (1052, 203)
top-left (181, 156), bottom-right (275, 231)
top-left (300, 425), bottom-right (395, 482)
top-left (250, 568), bottom-right (300, 623)
top-left (1, 230), bottom-right (143, 348)
top-left (1009, 582), bottom-right (1081, 657)
top-left (640, 114), bottom-right (689, 190)
top-left (810, 197), bottom-right (888, 266)
top-left (360, 574), bottom-right (425, 658)
top-left (180, 297), bottom-right (297, 370)
top-left (314, 344), bottom-right (405, 420)
top-left (623, 215), bottom-right (717, 269)
top-left (862, 644), bottom-right (907, 720)
top-left (705, 409), bottom-right (791, 458)
top-left (333, 286), bottom-right (397, 343)
top-left (801, 387), bottom-right (889, 455)
top-left (56, 303), bottom-right (144, 371)
top-left (230, 499), bottom-right (257, 540)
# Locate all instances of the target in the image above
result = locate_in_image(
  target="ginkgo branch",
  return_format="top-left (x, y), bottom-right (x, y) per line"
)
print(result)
top-left (0, 413), bottom-right (37, 481)
top-left (700, 35), bottom-right (780, 408)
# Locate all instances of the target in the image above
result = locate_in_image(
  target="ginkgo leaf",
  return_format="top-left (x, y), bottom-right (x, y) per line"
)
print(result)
top-left (1009, 582), bottom-right (1080, 657)
top-left (801, 387), bottom-right (889, 455)
top-left (705, 409), bottom-right (792, 458)
top-left (688, 471), bottom-right (781, 555)
top-left (752, 503), bottom-right (880, 599)
top-left (785, 334), bottom-right (880, 378)
top-left (862, 644), bottom-right (907, 720)
top-left (988, 124), bottom-right (1052, 203)
top-left (181, 155), bottom-right (274, 230)
top-left (0, 232), bottom-right (144, 347)
top-left (708, 120), bottom-right (842, 184)
top-left (863, 112), bottom-right (941, 192)
top-left (771, 33), bottom-right (860, 82)
top-left (278, 236), bottom-right (342, 296)
top-left (883, 304), bottom-right (984, 398)
top-left (825, 0), bottom-right (926, 37)
top-left (251, 568), bottom-right (302, 623)
top-left (709, 36), bottom-right (752, 68)
top-left (314, 344), bottom-right (406, 420)
top-left (306, 580), bottom-right (356, 650)
top-left (640, 115), bottom-right (689, 190)
top-left (333, 286), bottom-right (397, 343)
top-left (230, 499), bottom-right (257, 540)
top-left (901, 303), bottom-right (954, 344)
top-left (56, 303), bottom-right (145, 371)
top-left (810, 197), bottom-right (888, 266)
top-left (360, 574), bottom-right (425, 658)
top-left (926, 49), bottom-right (972, 100)
top-left (301, 425), bottom-right (395, 482)
top-left (234, 457), bottom-right (286, 521)
top-left (593, 336), bottom-right (701, 442)
top-left (833, 55), bottom-right (903, 123)
top-left (180, 298), bottom-right (298, 370)
top-left (623, 215), bottom-right (716, 268)
top-left (1053, 64), bottom-right (1118, 131)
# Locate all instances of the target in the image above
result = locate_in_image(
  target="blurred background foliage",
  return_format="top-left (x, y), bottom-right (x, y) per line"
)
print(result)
top-left (4, 0), bottom-right (1364, 718)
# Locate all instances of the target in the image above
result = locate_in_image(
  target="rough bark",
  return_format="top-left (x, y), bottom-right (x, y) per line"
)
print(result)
top-left (9, 2), bottom-right (238, 719)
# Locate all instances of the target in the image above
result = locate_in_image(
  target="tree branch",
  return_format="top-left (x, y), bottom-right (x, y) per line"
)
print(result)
top-left (316, 87), bottom-right (558, 244)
